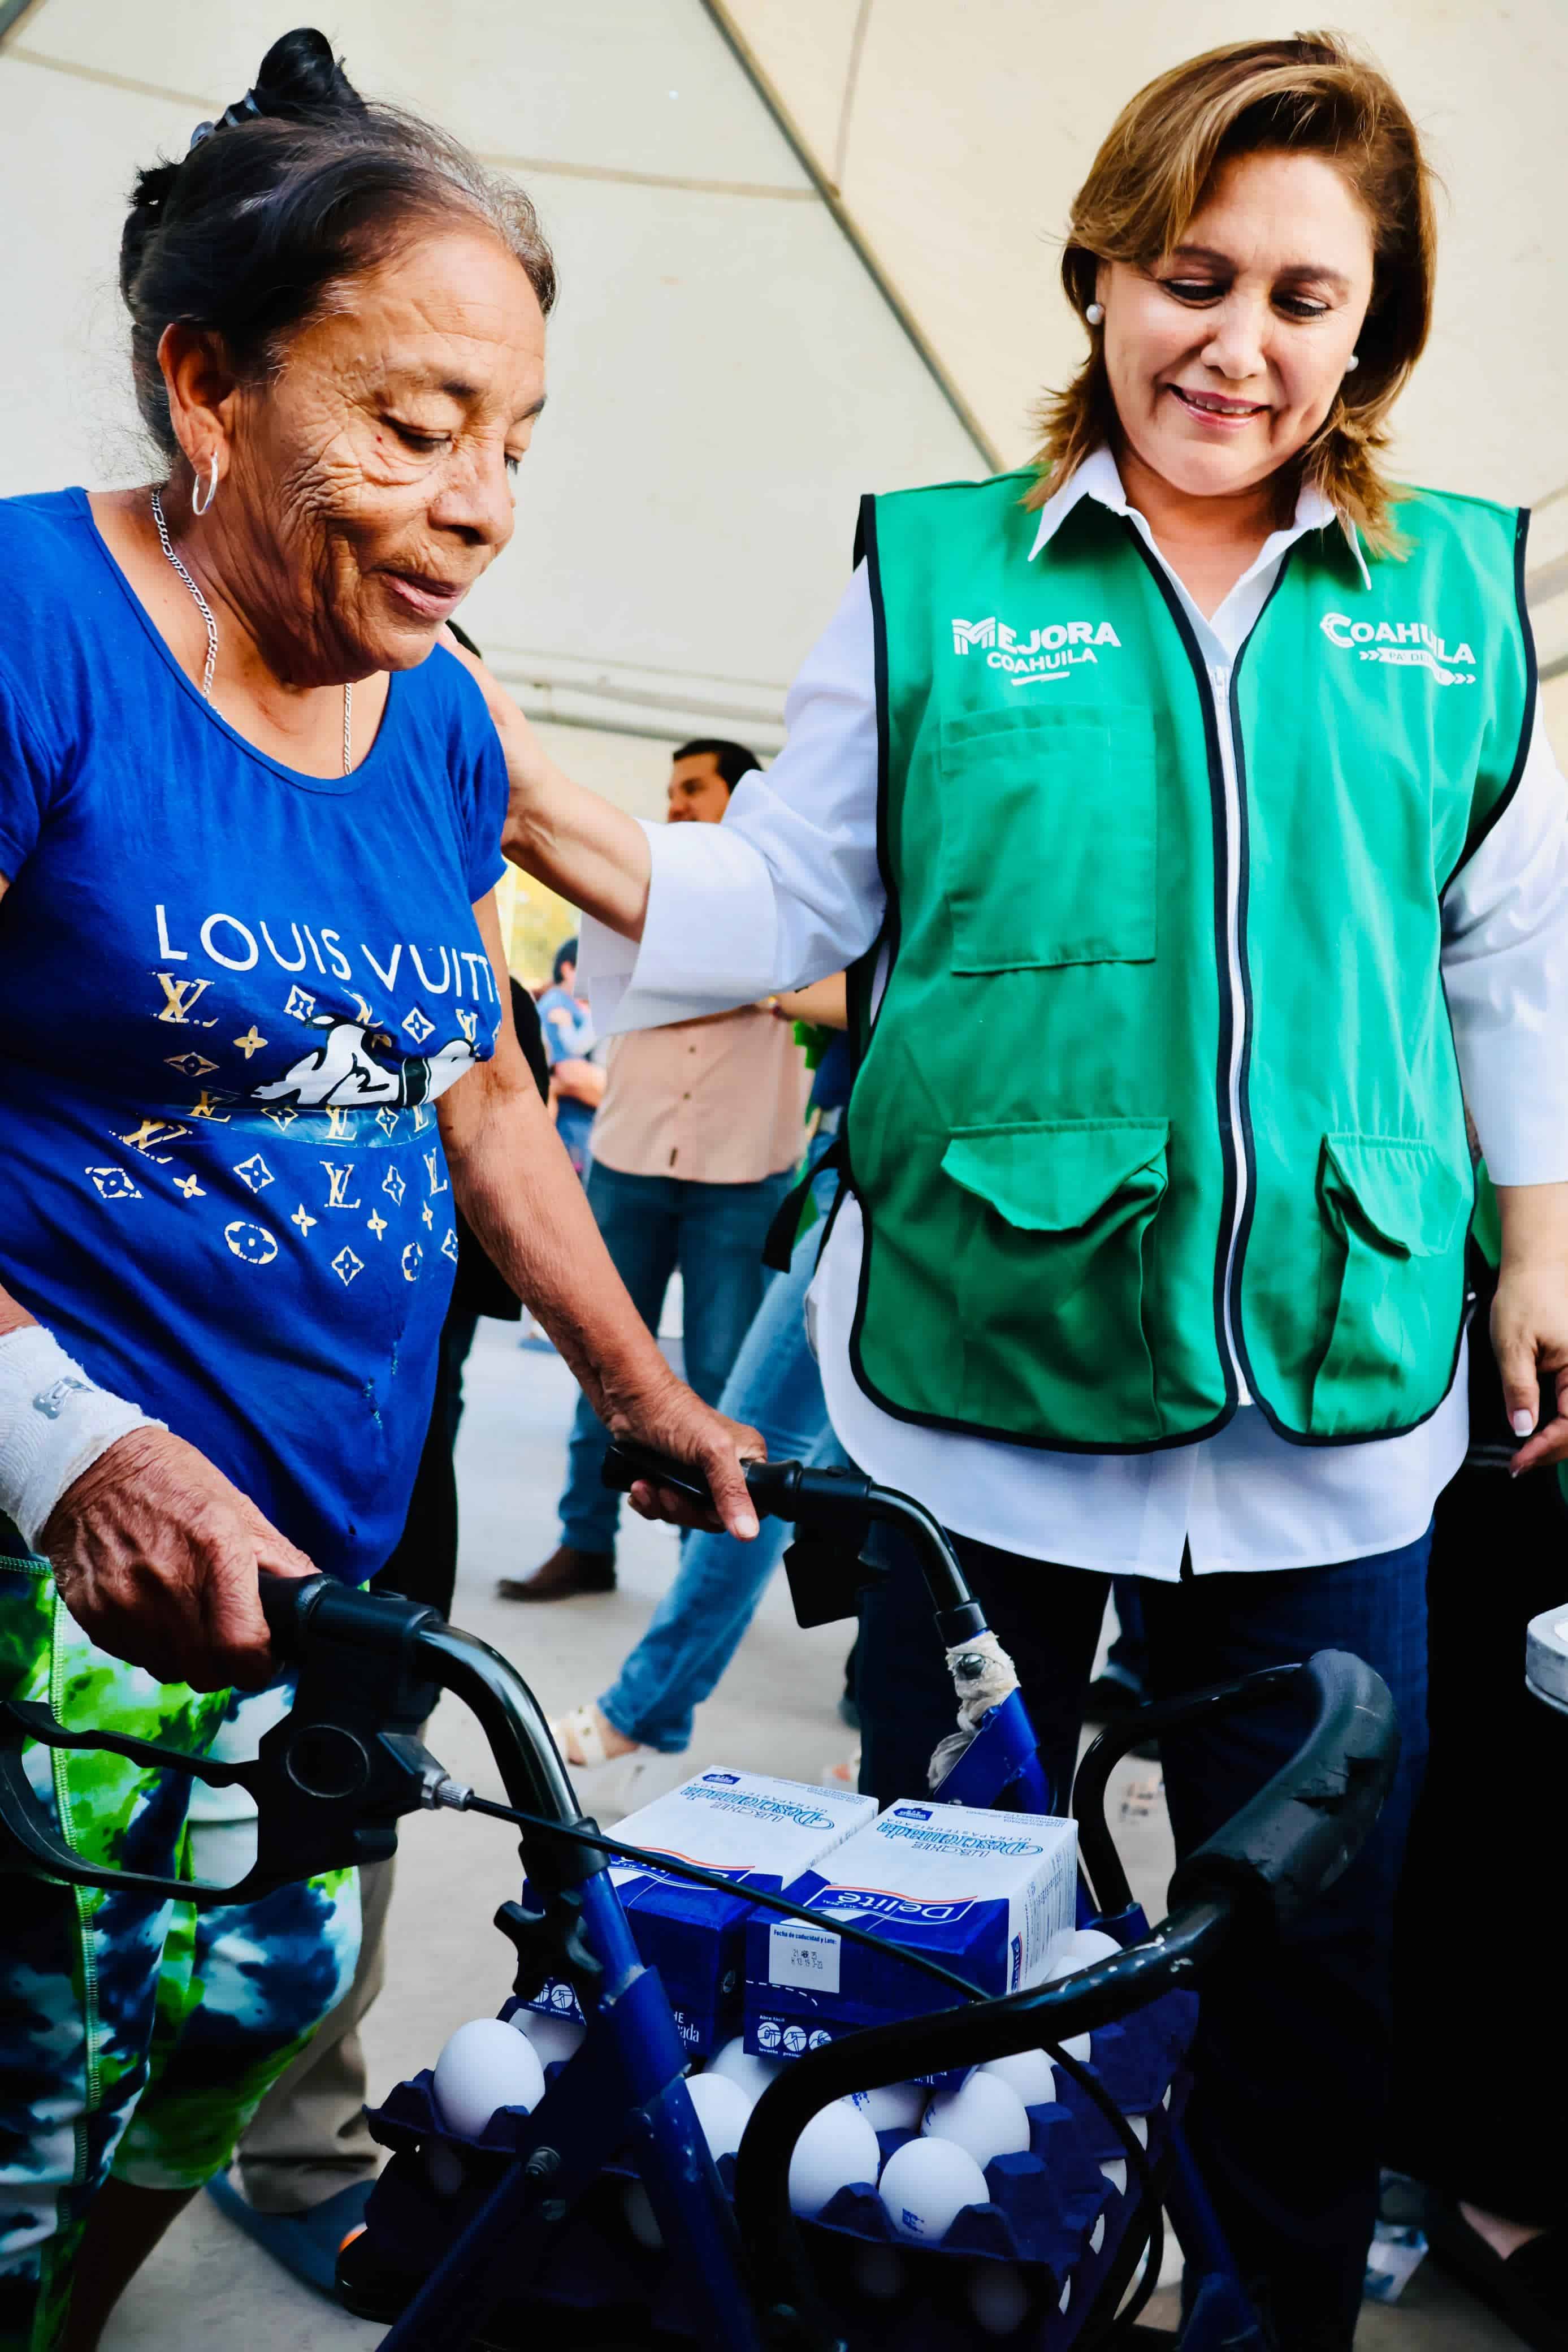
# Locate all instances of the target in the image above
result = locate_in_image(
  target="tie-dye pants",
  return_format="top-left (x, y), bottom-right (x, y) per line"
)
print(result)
top-left (0, 1553), bottom-right (360, 2351)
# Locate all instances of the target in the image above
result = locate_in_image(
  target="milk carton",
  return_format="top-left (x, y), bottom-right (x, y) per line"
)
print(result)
top-left (521, 1770), bottom-right (877, 2056)
top-left (744, 1800), bottom-right (1078, 2057)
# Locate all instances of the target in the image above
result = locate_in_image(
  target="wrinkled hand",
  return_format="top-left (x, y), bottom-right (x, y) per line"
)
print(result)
top-left (1491, 1263), bottom-right (1568, 1476)
top-left (607, 1377), bottom-right (765, 1541)
top-left (41, 1426), bottom-right (317, 1691)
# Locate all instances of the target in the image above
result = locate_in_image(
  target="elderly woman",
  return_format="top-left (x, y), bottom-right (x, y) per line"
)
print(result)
top-left (478, 34), bottom-right (1568, 2350)
top-left (0, 32), bottom-right (755, 2348)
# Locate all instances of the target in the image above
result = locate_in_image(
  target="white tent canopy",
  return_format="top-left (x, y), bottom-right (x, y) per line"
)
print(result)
top-left (2, 0), bottom-right (1561, 781)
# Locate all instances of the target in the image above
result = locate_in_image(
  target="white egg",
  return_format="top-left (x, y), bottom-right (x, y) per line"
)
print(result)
top-left (623, 2181), bottom-right (664, 2249)
top-left (786, 2098), bottom-right (882, 2217)
top-left (707, 2037), bottom-right (783, 2109)
top-left (432, 2018), bottom-right (545, 2139)
top-left (1090, 2214), bottom-right (1106, 2254)
top-left (1059, 1928), bottom-right (1123, 1966)
top-left (1100, 2158), bottom-right (1127, 2195)
top-left (967, 2260), bottom-right (1032, 2337)
top-left (850, 2081), bottom-right (927, 2133)
top-left (921, 2072), bottom-right (1030, 2169)
top-left (1059, 2278), bottom-right (1072, 2314)
top-left (1058, 2031), bottom-right (1092, 2063)
top-left (513, 2010), bottom-right (586, 2070)
top-left (1126, 2114), bottom-right (1149, 2149)
top-left (979, 2050), bottom-right (1056, 2109)
top-left (877, 2135), bottom-right (990, 2244)
top-left (683, 2071), bottom-right (751, 2162)
top-left (851, 2242), bottom-right (907, 2301)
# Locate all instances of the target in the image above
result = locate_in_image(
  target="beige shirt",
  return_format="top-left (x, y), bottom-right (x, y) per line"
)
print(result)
top-left (590, 1005), bottom-right (811, 1183)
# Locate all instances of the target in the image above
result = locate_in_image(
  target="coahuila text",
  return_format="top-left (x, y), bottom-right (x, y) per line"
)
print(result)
top-left (1318, 611), bottom-right (1477, 686)
top-left (951, 615), bottom-right (1122, 682)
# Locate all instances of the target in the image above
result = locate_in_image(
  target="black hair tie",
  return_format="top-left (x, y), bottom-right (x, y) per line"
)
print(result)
top-left (187, 87), bottom-right (262, 153)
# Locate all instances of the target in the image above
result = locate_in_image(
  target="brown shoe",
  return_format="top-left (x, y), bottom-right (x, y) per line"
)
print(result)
top-left (496, 1546), bottom-right (616, 1602)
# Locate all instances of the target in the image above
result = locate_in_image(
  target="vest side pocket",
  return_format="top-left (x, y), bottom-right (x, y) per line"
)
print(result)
top-left (937, 706), bottom-right (1155, 971)
top-left (939, 1118), bottom-right (1169, 1442)
top-left (1309, 1134), bottom-right (1470, 1435)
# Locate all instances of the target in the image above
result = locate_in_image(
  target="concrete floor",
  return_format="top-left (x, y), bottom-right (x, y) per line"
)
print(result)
top-left (103, 1323), bottom-right (1521, 2351)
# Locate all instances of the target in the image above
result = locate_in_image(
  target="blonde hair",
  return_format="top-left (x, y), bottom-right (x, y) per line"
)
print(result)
top-left (1029, 32), bottom-right (1436, 554)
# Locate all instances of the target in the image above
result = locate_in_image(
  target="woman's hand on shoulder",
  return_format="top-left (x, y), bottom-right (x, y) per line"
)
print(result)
top-left (440, 624), bottom-right (560, 847)
top-left (608, 1374), bottom-right (765, 1542)
top-left (441, 625), bottom-right (650, 931)
top-left (41, 1426), bottom-right (316, 1691)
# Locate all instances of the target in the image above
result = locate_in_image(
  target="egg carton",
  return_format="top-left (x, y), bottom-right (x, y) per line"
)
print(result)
top-left (358, 1994), bottom-right (1197, 2344)
top-left (1067, 1987), bottom-right (1198, 2117)
top-left (462, 2084), bottom-right (1190, 2351)
top-left (791, 2099), bottom-right (1184, 2352)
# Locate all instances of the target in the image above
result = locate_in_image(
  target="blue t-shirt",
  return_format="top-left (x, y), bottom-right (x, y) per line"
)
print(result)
top-left (0, 490), bottom-right (508, 1583)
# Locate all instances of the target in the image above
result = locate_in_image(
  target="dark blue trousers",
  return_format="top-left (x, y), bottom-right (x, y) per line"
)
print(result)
top-left (856, 1530), bottom-right (1430, 2351)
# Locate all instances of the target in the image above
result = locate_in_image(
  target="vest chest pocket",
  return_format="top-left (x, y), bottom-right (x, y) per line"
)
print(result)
top-left (937, 706), bottom-right (1156, 971)
top-left (939, 1117), bottom-right (1169, 1442)
top-left (1310, 1134), bottom-right (1470, 1434)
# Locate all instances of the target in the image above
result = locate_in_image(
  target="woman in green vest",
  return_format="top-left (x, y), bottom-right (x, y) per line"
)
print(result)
top-left (464, 32), bottom-right (1568, 2349)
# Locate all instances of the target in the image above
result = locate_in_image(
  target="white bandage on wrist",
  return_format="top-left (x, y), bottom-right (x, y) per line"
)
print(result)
top-left (0, 1324), bottom-right (161, 1551)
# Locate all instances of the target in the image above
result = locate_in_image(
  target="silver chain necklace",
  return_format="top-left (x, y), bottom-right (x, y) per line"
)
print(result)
top-left (150, 487), bottom-right (353, 773)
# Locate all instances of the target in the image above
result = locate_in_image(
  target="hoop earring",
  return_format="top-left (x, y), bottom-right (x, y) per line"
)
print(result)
top-left (191, 455), bottom-right (220, 518)
top-left (1085, 302), bottom-right (1105, 327)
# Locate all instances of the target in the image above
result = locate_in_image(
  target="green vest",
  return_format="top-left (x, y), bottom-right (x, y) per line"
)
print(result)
top-left (844, 472), bottom-right (1533, 1450)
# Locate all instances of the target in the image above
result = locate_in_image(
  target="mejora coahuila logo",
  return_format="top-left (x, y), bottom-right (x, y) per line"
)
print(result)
top-left (950, 615), bottom-right (1121, 682)
top-left (1318, 611), bottom-right (1477, 685)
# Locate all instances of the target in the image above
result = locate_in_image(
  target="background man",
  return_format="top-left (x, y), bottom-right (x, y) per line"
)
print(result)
top-left (537, 935), bottom-right (601, 1177)
top-left (500, 740), bottom-right (810, 1602)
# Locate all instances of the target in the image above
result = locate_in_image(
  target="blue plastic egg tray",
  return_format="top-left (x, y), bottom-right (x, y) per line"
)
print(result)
top-left (359, 1986), bottom-right (1197, 2348)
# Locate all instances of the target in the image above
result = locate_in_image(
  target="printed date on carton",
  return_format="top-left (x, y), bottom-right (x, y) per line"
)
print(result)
top-left (768, 1922), bottom-right (842, 1996)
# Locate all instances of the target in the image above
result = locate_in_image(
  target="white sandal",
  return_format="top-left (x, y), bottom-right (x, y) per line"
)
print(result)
top-left (552, 1704), bottom-right (617, 1769)
top-left (551, 1707), bottom-right (687, 1828)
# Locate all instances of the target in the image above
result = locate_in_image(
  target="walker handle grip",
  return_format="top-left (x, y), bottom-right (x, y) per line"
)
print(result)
top-left (257, 1567), bottom-right (332, 1657)
top-left (1167, 1649), bottom-right (1399, 1933)
top-left (597, 1430), bottom-right (832, 1524)
top-left (602, 1441), bottom-right (865, 1526)
top-left (603, 1445), bottom-right (971, 1618)
top-left (600, 1440), bottom-right (731, 1514)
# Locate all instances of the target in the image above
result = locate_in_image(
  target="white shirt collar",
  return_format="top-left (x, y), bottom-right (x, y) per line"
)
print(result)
top-left (1027, 445), bottom-right (1371, 589)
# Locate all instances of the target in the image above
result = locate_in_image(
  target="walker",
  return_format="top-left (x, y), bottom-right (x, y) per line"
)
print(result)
top-left (0, 1445), bottom-right (1400, 2350)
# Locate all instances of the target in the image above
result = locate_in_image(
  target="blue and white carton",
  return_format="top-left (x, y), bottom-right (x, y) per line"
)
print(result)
top-left (744, 1800), bottom-right (1078, 2057)
top-left (521, 1770), bottom-right (877, 2057)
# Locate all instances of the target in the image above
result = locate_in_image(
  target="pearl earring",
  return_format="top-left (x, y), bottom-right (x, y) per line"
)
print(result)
top-left (1085, 302), bottom-right (1105, 326)
top-left (1344, 353), bottom-right (1359, 372)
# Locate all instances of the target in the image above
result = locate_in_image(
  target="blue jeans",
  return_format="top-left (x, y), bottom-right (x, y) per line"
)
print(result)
top-left (597, 1156), bottom-right (845, 1749)
top-left (856, 1528), bottom-right (1430, 2352)
top-left (558, 1160), bottom-right (795, 1556)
